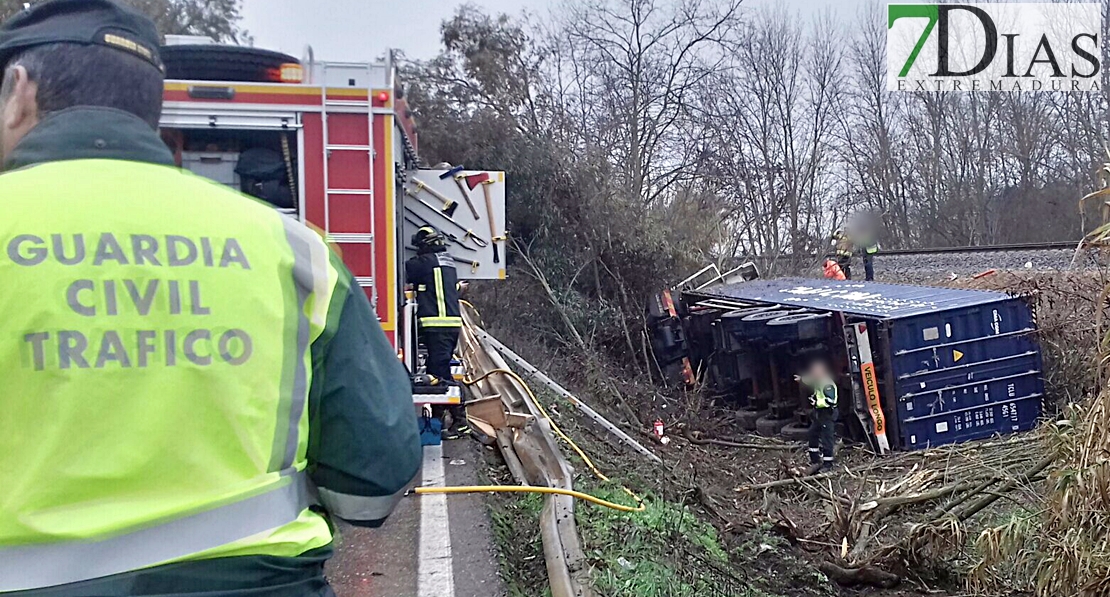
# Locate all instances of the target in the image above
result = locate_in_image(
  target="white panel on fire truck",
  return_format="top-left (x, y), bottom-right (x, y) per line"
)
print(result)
top-left (402, 169), bottom-right (507, 281)
top-left (161, 108), bottom-right (301, 130)
top-left (305, 61), bottom-right (390, 90)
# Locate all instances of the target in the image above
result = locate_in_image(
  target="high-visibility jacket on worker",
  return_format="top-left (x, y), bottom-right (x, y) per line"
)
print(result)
top-left (801, 375), bottom-right (839, 409)
top-left (0, 107), bottom-right (421, 595)
top-left (405, 248), bottom-right (462, 328)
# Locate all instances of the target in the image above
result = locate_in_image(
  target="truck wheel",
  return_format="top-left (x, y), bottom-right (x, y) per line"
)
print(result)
top-left (161, 45), bottom-right (300, 82)
top-left (755, 415), bottom-right (789, 437)
top-left (735, 408), bottom-right (767, 432)
top-left (779, 421), bottom-right (811, 443)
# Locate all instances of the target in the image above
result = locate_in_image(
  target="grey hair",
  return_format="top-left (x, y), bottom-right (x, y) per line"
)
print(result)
top-left (0, 43), bottom-right (164, 128)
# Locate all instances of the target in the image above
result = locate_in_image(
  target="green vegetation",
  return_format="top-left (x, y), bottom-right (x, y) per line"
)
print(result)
top-left (575, 482), bottom-right (746, 597)
top-left (488, 491), bottom-right (549, 597)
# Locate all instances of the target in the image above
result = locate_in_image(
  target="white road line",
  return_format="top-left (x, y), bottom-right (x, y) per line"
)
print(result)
top-left (417, 444), bottom-right (455, 597)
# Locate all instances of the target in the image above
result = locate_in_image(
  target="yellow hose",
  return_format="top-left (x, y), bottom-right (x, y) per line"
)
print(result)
top-left (461, 367), bottom-right (646, 513)
top-left (427, 300), bottom-right (644, 513)
top-left (413, 485), bottom-right (644, 513)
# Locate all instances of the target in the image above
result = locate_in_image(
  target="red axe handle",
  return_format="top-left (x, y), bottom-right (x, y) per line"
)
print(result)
top-left (464, 172), bottom-right (491, 191)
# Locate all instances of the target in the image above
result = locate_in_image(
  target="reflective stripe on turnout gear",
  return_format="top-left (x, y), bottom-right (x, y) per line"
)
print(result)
top-left (420, 316), bottom-right (463, 327)
top-left (0, 471), bottom-right (312, 592)
top-left (434, 268), bottom-right (447, 318)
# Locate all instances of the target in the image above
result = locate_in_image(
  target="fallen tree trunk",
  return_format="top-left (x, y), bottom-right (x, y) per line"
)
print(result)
top-left (818, 561), bottom-right (900, 588)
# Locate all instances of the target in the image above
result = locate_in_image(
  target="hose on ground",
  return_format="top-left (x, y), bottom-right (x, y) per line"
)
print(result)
top-left (413, 299), bottom-right (645, 513)
top-left (412, 485), bottom-right (643, 513)
top-left (460, 367), bottom-right (646, 513)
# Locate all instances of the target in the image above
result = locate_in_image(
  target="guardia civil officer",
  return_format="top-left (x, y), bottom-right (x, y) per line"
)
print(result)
top-left (0, 2), bottom-right (420, 595)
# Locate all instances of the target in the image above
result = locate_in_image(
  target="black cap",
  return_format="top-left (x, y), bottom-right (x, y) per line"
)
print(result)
top-left (0, 0), bottom-right (163, 73)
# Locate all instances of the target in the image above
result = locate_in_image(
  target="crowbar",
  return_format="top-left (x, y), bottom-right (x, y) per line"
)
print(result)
top-left (403, 192), bottom-right (489, 248)
top-left (403, 211), bottom-right (477, 253)
top-left (404, 245), bottom-right (480, 274)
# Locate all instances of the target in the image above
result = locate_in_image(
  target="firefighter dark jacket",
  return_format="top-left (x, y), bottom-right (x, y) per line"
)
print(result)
top-left (406, 247), bottom-right (462, 328)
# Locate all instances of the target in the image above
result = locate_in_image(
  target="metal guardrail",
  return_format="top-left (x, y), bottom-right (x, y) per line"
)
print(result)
top-left (458, 305), bottom-right (596, 597)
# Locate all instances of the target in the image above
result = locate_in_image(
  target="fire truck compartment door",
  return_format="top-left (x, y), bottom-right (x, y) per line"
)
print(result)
top-left (403, 168), bottom-right (507, 281)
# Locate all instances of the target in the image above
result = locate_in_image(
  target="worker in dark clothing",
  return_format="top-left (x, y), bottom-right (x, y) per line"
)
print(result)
top-left (0, 2), bottom-right (420, 594)
top-left (849, 212), bottom-right (881, 281)
top-left (406, 226), bottom-right (468, 437)
top-left (860, 240), bottom-right (879, 281)
top-left (831, 229), bottom-right (854, 280)
top-left (796, 361), bottom-right (839, 474)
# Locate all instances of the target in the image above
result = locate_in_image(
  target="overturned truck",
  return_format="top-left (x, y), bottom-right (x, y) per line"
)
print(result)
top-left (649, 277), bottom-right (1045, 452)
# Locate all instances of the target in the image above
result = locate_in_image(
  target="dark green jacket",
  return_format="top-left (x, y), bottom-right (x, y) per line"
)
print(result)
top-left (3, 108), bottom-right (421, 597)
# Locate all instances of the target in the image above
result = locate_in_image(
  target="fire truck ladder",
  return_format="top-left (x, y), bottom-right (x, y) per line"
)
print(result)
top-left (320, 62), bottom-right (377, 307)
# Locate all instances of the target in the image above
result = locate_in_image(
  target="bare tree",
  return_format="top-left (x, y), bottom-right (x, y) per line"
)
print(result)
top-left (555, 0), bottom-right (742, 205)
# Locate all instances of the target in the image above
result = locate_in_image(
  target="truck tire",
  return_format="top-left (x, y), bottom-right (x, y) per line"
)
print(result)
top-left (161, 45), bottom-right (300, 82)
top-left (780, 421), bottom-right (811, 443)
top-left (755, 415), bottom-right (789, 437)
top-left (735, 408), bottom-right (767, 432)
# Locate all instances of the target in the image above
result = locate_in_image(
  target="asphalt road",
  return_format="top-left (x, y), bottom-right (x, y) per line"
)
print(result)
top-left (326, 438), bottom-right (507, 597)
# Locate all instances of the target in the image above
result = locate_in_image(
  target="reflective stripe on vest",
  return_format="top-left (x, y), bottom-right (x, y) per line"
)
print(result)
top-left (814, 383), bottom-right (838, 409)
top-left (0, 472), bottom-right (311, 592)
top-left (0, 162), bottom-right (338, 589)
top-left (865, 244), bottom-right (879, 254)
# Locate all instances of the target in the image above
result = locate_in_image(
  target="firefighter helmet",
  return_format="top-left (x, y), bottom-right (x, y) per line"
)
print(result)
top-left (412, 226), bottom-right (446, 249)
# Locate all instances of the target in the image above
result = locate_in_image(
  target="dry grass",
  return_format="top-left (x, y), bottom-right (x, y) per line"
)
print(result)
top-left (964, 174), bottom-right (1110, 596)
top-left (967, 399), bottom-right (1110, 596)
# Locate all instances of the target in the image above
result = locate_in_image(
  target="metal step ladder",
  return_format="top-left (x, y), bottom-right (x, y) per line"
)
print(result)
top-left (319, 62), bottom-right (377, 307)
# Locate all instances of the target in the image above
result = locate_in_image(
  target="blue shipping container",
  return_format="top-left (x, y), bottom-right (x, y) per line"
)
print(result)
top-left (691, 278), bottom-right (1046, 450)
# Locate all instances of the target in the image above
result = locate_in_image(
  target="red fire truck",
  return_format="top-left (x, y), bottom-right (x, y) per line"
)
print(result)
top-left (159, 40), bottom-right (506, 403)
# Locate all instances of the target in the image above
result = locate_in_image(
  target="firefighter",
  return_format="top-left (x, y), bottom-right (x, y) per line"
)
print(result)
top-left (796, 360), bottom-right (839, 474)
top-left (0, 1), bottom-right (420, 594)
top-left (831, 228), bottom-right (854, 280)
top-left (405, 226), bottom-right (468, 436)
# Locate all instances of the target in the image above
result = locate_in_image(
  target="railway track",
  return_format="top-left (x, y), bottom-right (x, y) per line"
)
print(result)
top-left (749, 241), bottom-right (1085, 263)
top-left (741, 241), bottom-right (1096, 282)
top-left (879, 241), bottom-right (1082, 256)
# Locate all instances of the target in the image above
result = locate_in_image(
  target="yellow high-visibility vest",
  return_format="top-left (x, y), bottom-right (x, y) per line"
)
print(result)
top-left (0, 159), bottom-right (338, 591)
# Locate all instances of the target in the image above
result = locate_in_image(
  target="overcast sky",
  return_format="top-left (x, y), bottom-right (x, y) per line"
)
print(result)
top-left (241, 0), bottom-right (871, 62)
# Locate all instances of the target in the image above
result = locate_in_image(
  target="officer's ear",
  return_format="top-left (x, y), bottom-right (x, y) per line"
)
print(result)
top-left (1, 65), bottom-right (38, 136)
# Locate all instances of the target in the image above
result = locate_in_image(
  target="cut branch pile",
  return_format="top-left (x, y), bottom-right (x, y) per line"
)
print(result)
top-left (728, 432), bottom-right (1057, 588)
